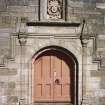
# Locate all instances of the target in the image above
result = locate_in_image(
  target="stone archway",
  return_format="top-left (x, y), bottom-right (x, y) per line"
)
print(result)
top-left (32, 46), bottom-right (78, 105)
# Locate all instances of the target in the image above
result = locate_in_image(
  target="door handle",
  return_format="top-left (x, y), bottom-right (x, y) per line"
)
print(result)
top-left (55, 78), bottom-right (60, 84)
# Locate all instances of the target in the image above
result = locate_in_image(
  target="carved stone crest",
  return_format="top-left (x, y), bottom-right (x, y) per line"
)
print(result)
top-left (47, 0), bottom-right (63, 19)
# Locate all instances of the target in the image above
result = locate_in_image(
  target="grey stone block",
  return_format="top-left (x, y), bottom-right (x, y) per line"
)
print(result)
top-left (28, 0), bottom-right (38, 6)
top-left (91, 70), bottom-right (105, 77)
top-left (0, 68), bottom-right (17, 76)
top-left (7, 0), bottom-right (28, 6)
top-left (7, 96), bottom-right (18, 103)
top-left (8, 82), bottom-right (15, 88)
top-left (0, 0), bottom-right (7, 11)
top-left (97, 40), bottom-right (105, 48)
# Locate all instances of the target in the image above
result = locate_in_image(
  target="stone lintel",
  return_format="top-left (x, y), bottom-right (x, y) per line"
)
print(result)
top-left (27, 21), bottom-right (81, 27)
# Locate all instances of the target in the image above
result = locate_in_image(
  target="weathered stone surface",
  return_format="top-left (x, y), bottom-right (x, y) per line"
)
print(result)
top-left (7, 0), bottom-right (28, 6)
top-left (0, 68), bottom-right (17, 76)
top-left (7, 6), bottom-right (36, 13)
top-left (0, 0), bottom-right (7, 11)
top-left (91, 70), bottom-right (105, 77)
top-left (97, 40), bottom-right (105, 48)
top-left (67, 0), bottom-right (84, 8)
top-left (96, 3), bottom-right (105, 9)
top-left (0, 16), bottom-right (18, 28)
top-left (8, 82), bottom-right (15, 88)
top-left (0, 0), bottom-right (105, 105)
top-left (7, 96), bottom-right (18, 102)
top-left (28, 0), bottom-right (38, 6)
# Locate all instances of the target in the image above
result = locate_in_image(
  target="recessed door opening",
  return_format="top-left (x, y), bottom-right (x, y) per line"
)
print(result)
top-left (32, 46), bottom-right (78, 105)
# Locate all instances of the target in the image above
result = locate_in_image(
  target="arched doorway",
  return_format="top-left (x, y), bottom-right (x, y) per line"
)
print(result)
top-left (32, 46), bottom-right (78, 105)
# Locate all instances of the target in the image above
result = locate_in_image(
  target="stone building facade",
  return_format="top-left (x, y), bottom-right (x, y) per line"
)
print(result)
top-left (0, 0), bottom-right (105, 105)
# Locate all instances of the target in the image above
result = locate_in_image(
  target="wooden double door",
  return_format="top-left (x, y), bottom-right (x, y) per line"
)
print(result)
top-left (32, 50), bottom-right (75, 103)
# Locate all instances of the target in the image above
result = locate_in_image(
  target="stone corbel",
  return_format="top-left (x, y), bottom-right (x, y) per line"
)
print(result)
top-left (18, 32), bottom-right (27, 46)
top-left (80, 19), bottom-right (89, 47)
top-left (81, 35), bottom-right (90, 47)
top-left (17, 17), bottom-right (28, 46)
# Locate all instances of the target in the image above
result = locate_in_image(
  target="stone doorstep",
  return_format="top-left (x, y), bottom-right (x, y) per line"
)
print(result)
top-left (33, 103), bottom-right (73, 105)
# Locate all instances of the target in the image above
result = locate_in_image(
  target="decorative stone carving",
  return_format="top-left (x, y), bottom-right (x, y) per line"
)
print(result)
top-left (47, 0), bottom-right (63, 19)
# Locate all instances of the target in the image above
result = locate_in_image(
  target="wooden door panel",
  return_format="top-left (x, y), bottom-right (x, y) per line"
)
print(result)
top-left (42, 56), bottom-right (53, 99)
top-left (62, 59), bottom-right (70, 83)
top-left (34, 55), bottom-right (53, 100)
top-left (35, 58), bottom-right (42, 82)
top-left (42, 84), bottom-right (52, 99)
top-left (35, 84), bottom-right (42, 97)
top-left (62, 84), bottom-right (70, 97)
top-left (53, 56), bottom-right (62, 79)
top-left (46, 84), bottom-right (51, 97)
top-left (33, 50), bottom-right (74, 102)
top-left (54, 84), bottom-right (62, 97)
top-left (53, 54), bottom-right (71, 101)
top-left (42, 56), bottom-right (51, 80)
top-left (53, 56), bottom-right (62, 100)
